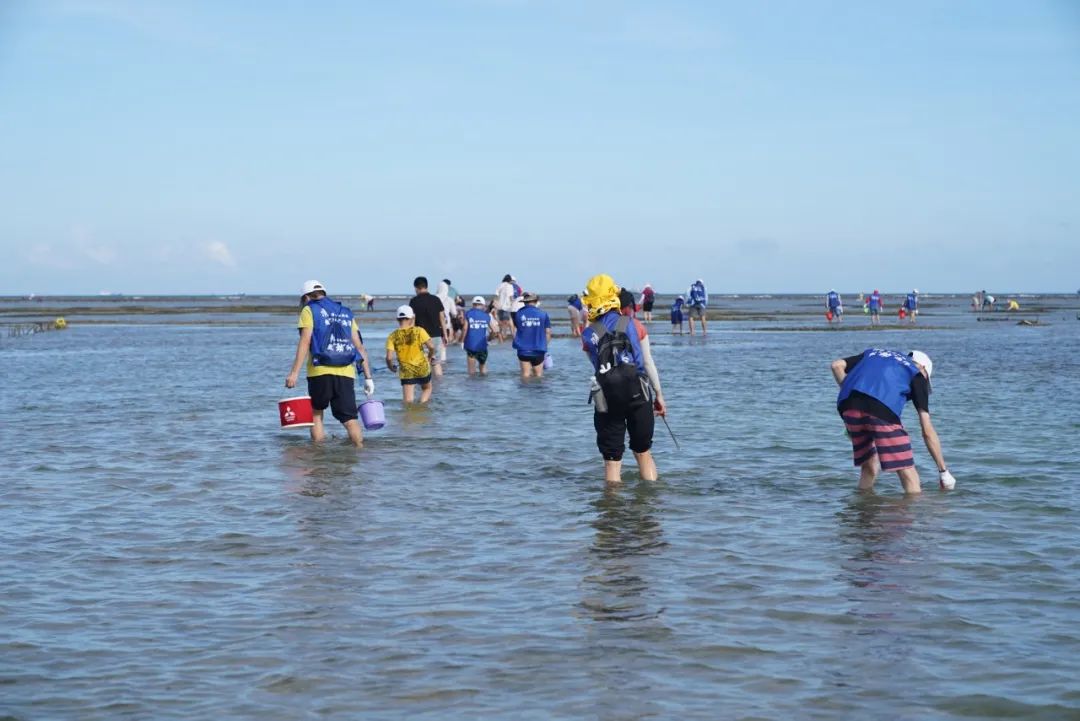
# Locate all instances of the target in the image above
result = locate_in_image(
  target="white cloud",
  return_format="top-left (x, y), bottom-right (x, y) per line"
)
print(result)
top-left (205, 240), bottom-right (236, 267)
top-left (24, 243), bottom-right (76, 270)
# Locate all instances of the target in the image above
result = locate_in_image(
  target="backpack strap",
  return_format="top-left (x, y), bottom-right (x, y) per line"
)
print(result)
top-left (588, 320), bottom-right (608, 341)
top-left (614, 316), bottom-right (631, 334)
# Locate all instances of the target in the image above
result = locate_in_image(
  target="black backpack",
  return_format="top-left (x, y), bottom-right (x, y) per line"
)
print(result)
top-left (590, 316), bottom-right (647, 413)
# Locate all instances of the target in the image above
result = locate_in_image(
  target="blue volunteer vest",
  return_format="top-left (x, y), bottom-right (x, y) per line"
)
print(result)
top-left (906, 293), bottom-right (918, 310)
top-left (464, 308), bottom-right (490, 352)
top-left (307, 297), bottom-right (358, 366)
top-left (689, 283), bottom-right (706, 306)
top-left (512, 305), bottom-right (549, 354)
top-left (869, 293), bottom-right (882, 310)
top-left (837, 348), bottom-right (920, 419)
top-left (827, 291), bottom-right (840, 308)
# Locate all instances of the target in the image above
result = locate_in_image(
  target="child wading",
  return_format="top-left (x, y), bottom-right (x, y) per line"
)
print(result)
top-left (463, 296), bottom-right (497, 375)
top-left (386, 305), bottom-right (437, 403)
top-left (285, 280), bottom-right (374, 447)
top-left (670, 295), bottom-right (685, 334)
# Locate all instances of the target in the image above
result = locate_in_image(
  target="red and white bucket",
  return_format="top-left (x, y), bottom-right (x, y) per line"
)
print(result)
top-left (278, 396), bottom-right (314, 429)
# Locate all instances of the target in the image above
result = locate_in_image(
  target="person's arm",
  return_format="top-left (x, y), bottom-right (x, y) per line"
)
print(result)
top-left (352, 327), bottom-right (375, 395)
top-left (425, 338), bottom-right (437, 363)
top-left (286, 327), bottom-right (313, 388)
top-left (830, 358), bottom-right (847, 386)
top-left (918, 411), bottom-right (948, 473)
top-left (639, 334), bottom-right (666, 416)
top-left (832, 353), bottom-right (862, 385)
top-left (352, 328), bottom-right (371, 379)
top-left (440, 310), bottom-right (451, 342)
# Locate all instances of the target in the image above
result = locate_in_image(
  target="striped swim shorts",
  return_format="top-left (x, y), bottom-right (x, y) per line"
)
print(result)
top-left (841, 409), bottom-right (914, 471)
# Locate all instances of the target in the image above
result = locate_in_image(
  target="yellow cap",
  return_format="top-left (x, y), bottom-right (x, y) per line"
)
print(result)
top-left (582, 274), bottom-right (621, 320)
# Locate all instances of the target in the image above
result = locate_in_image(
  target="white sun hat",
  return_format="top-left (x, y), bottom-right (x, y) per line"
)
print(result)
top-left (301, 280), bottom-right (325, 295)
top-left (909, 350), bottom-right (933, 378)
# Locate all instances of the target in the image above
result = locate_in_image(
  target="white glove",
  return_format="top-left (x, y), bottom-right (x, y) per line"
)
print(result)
top-left (939, 469), bottom-right (956, 490)
top-left (363, 379), bottom-right (375, 397)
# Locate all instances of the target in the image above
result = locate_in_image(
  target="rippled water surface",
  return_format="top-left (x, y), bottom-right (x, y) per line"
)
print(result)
top-left (3, 299), bottom-right (1079, 719)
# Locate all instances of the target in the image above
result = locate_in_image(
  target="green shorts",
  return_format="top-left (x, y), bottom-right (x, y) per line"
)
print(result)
top-left (466, 348), bottom-right (488, 365)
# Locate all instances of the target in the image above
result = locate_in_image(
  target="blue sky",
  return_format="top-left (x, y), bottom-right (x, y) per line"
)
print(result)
top-left (1, 0), bottom-right (1078, 295)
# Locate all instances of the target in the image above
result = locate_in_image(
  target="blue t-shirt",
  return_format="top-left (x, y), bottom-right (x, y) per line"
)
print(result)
top-left (463, 308), bottom-right (491, 352)
top-left (512, 305), bottom-right (551, 355)
top-left (581, 310), bottom-right (645, 374)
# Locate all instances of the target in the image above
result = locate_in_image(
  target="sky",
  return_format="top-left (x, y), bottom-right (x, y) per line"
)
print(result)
top-left (1, 0), bottom-right (1078, 295)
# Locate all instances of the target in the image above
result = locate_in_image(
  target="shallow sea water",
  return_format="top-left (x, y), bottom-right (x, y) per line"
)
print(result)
top-left (2, 299), bottom-right (1079, 720)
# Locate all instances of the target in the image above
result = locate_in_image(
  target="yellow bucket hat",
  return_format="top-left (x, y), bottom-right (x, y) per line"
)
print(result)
top-left (582, 274), bottom-right (621, 320)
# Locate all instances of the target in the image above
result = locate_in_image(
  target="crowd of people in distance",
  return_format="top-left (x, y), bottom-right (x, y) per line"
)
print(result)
top-left (284, 275), bottom-right (955, 493)
top-left (825, 289), bottom-right (921, 326)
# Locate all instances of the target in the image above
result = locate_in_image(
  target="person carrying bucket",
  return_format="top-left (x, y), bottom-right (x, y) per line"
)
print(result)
top-left (831, 348), bottom-right (955, 493)
top-left (464, 296), bottom-right (498, 375)
top-left (826, 289), bottom-right (843, 324)
top-left (902, 289), bottom-right (919, 324)
top-left (868, 289), bottom-right (883, 326)
top-left (285, 280), bottom-right (374, 447)
top-left (581, 274), bottom-right (666, 484)
top-left (512, 291), bottom-right (552, 378)
top-left (386, 305), bottom-right (437, 403)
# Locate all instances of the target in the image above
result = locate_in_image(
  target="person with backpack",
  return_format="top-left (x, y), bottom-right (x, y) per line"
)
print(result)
top-left (686, 279), bottom-right (708, 335)
top-left (581, 274), bottom-right (666, 483)
top-left (639, 283), bottom-right (656, 323)
top-left (285, 280), bottom-right (374, 447)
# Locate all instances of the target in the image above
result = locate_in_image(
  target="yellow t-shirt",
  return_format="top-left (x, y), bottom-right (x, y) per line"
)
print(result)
top-left (298, 305), bottom-right (359, 379)
top-left (386, 327), bottom-right (432, 380)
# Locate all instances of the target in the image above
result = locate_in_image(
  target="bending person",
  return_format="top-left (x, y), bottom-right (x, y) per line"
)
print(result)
top-left (831, 348), bottom-right (955, 494)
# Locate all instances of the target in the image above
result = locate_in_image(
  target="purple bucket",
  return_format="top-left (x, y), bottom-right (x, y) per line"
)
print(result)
top-left (358, 400), bottom-right (386, 430)
top-left (543, 354), bottom-right (554, 370)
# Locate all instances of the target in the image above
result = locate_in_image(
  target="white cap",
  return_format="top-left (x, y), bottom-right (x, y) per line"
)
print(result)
top-left (909, 350), bottom-right (933, 378)
top-left (301, 279), bottom-right (325, 295)
top-left (396, 304), bottom-right (415, 319)
top-left (913, 288), bottom-right (919, 294)
top-left (472, 295), bottom-right (485, 305)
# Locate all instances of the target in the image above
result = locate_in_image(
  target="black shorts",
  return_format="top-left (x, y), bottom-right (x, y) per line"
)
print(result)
top-left (643, 300), bottom-right (654, 312)
top-left (307, 374), bottom-right (358, 424)
top-left (401, 374), bottom-right (432, 387)
top-left (466, 349), bottom-right (489, 365)
top-left (451, 315), bottom-right (463, 332)
top-left (594, 403), bottom-right (654, 461)
top-left (517, 353), bottom-right (545, 366)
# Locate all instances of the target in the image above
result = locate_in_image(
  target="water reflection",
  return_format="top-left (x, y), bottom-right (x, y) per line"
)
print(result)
top-left (579, 482), bottom-right (668, 623)
top-left (836, 494), bottom-right (918, 594)
top-left (834, 494), bottom-right (923, 673)
top-left (279, 442), bottom-right (360, 497)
